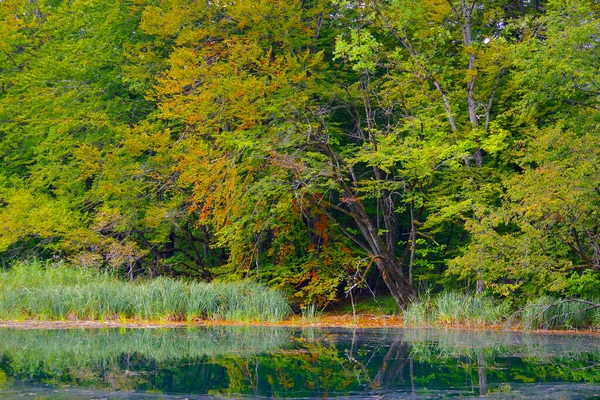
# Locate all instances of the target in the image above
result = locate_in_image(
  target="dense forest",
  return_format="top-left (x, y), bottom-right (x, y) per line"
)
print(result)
top-left (1, 0), bottom-right (598, 310)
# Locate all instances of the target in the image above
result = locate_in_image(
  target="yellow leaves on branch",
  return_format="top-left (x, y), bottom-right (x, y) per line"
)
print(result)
top-left (74, 144), bottom-right (102, 178)
top-left (139, 4), bottom-right (186, 38)
top-left (177, 144), bottom-right (241, 227)
top-left (0, 189), bottom-right (80, 252)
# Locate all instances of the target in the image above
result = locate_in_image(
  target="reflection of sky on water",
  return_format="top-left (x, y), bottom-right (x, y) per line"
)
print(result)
top-left (0, 327), bottom-right (598, 399)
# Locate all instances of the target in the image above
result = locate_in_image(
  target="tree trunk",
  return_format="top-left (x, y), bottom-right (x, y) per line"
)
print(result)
top-left (476, 275), bottom-right (485, 295)
top-left (375, 256), bottom-right (415, 309)
top-left (347, 201), bottom-right (416, 309)
top-left (317, 141), bottom-right (416, 310)
top-left (409, 201), bottom-right (417, 286)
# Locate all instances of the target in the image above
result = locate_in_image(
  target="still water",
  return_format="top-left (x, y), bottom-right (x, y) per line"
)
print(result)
top-left (0, 326), bottom-right (598, 399)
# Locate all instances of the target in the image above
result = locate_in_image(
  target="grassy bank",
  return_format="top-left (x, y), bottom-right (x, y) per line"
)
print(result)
top-left (2, 262), bottom-right (598, 330)
top-left (404, 292), bottom-right (509, 328)
top-left (0, 261), bottom-right (291, 322)
top-left (403, 292), bottom-right (600, 330)
top-left (515, 296), bottom-right (600, 330)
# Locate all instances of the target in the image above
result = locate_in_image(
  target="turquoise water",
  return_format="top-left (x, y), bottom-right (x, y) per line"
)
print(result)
top-left (0, 327), bottom-right (598, 398)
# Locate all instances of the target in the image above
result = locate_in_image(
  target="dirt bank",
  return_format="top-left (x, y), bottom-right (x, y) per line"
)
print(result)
top-left (1, 314), bottom-right (599, 336)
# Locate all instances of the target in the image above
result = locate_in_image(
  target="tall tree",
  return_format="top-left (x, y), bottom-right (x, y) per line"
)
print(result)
top-left (140, 0), bottom-right (558, 307)
top-left (0, 0), bottom-right (153, 267)
top-left (449, 0), bottom-right (600, 299)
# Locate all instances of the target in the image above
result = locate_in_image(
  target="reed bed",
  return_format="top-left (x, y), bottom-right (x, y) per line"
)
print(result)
top-left (516, 296), bottom-right (600, 330)
top-left (300, 303), bottom-right (323, 323)
top-left (404, 291), bottom-right (508, 327)
top-left (404, 291), bottom-right (600, 330)
top-left (0, 261), bottom-right (291, 322)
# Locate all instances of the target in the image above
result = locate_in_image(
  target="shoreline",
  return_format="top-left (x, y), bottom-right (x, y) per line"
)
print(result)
top-left (1, 314), bottom-right (599, 336)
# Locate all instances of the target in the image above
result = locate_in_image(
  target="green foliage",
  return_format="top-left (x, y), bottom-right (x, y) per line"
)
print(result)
top-left (447, 0), bottom-right (600, 301)
top-left (565, 271), bottom-right (600, 300)
top-left (341, 294), bottom-right (401, 316)
top-left (0, 0), bottom-right (598, 310)
top-left (334, 29), bottom-right (382, 72)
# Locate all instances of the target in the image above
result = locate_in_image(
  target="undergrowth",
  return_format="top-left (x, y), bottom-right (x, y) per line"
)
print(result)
top-left (404, 291), bottom-right (600, 330)
top-left (404, 292), bottom-right (508, 327)
top-left (341, 295), bottom-right (401, 316)
top-left (0, 261), bottom-right (291, 322)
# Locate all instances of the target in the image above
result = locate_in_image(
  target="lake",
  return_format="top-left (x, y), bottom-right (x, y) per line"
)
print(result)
top-left (0, 326), bottom-right (598, 398)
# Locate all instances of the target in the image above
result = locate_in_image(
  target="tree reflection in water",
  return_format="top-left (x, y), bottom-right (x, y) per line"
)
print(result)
top-left (0, 327), bottom-right (598, 397)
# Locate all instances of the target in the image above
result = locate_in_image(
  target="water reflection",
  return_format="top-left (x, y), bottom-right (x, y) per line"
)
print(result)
top-left (0, 327), bottom-right (598, 398)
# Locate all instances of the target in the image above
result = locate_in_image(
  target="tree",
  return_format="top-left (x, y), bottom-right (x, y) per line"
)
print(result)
top-left (449, 0), bottom-right (600, 299)
top-left (1, 0), bottom-right (597, 309)
top-left (0, 0), bottom-right (154, 270)
top-left (139, 0), bottom-right (561, 307)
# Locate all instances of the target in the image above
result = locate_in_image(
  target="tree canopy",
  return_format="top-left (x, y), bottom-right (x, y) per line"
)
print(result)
top-left (1, 0), bottom-right (598, 308)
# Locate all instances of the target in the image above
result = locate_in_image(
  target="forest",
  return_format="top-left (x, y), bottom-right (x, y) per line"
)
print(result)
top-left (0, 0), bottom-right (599, 320)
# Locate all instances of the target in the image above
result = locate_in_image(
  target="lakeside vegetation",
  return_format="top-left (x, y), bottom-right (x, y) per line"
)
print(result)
top-left (404, 292), bottom-right (600, 330)
top-left (0, 261), bottom-right (597, 330)
top-left (0, 261), bottom-right (291, 322)
top-left (0, 0), bottom-right (599, 327)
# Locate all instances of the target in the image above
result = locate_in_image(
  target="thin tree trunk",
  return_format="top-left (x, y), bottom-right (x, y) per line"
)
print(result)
top-left (476, 271), bottom-right (485, 294)
top-left (451, 0), bottom-right (487, 291)
top-left (373, 0), bottom-right (458, 132)
top-left (409, 201), bottom-right (417, 286)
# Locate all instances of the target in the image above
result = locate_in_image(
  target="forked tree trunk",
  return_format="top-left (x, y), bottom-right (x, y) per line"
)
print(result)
top-left (343, 200), bottom-right (416, 309)
top-left (317, 142), bottom-right (417, 310)
top-left (375, 256), bottom-right (415, 309)
top-left (343, 197), bottom-right (416, 310)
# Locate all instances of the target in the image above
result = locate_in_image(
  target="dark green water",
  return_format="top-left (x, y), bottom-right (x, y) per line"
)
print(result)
top-left (0, 327), bottom-right (598, 399)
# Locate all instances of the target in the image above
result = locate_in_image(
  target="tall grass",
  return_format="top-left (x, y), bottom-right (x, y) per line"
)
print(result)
top-left (517, 296), bottom-right (600, 330)
top-left (300, 303), bottom-right (323, 323)
top-left (404, 291), bottom-right (508, 327)
top-left (0, 261), bottom-right (291, 322)
top-left (405, 292), bottom-right (600, 330)
top-left (403, 298), bottom-right (430, 327)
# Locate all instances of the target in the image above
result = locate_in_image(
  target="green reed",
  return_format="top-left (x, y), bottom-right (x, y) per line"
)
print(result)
top-left (0, 261), bottom-right (291, 322)
top-left (300, 303), bottom-right (323, 323)
top-left (517, 296), bottom-right (599, 330)
top-left (404, 291), bottom-right (508, 327)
